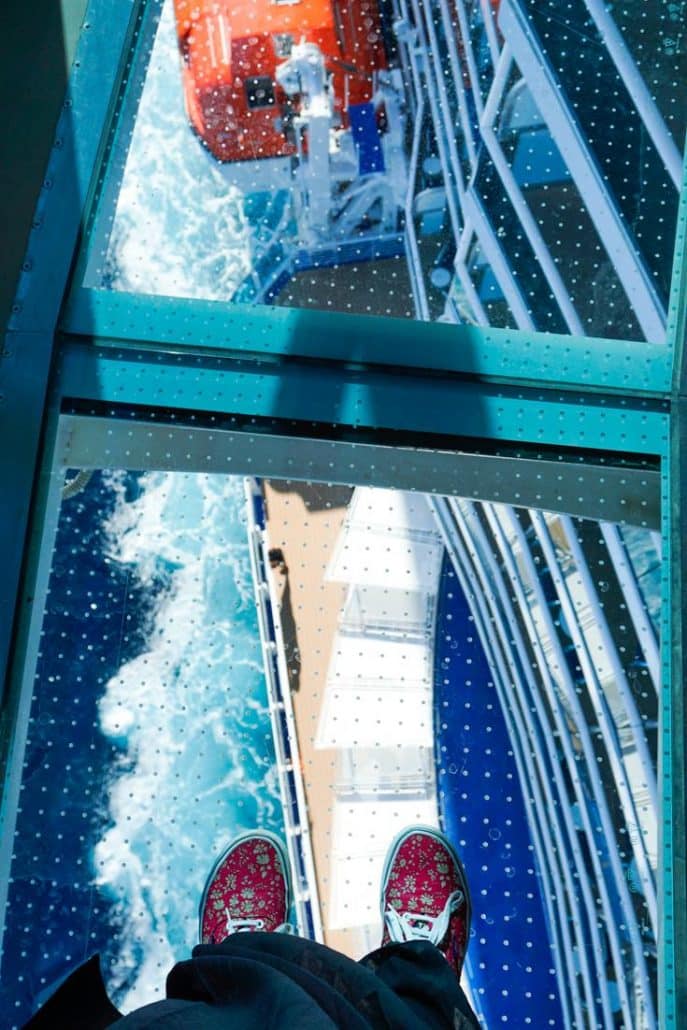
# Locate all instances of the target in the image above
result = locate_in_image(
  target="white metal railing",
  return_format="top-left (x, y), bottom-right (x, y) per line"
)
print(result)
top-left (532, 512), bottom-right (658, 939)
top-left (582, 0), bottom-right (682, 189)
top-left (453, 223), bottom-right (492, 326)
top-left (483, 503), bottom-right (641, 1027)
top-left (420, 2), bottom-right (471, 196)
top-left (528, 511), bottom-right (657, 1024)
top-left (600, 522), bottom-right (660, 694)
top-left (244, 478), bottom-right (323, 942)
top-left (558, 515), bottom-right (658, 814)
top-left (478, 41), bottom-right (512, 129)
top-left (407, 0), bottom-right (463, 241)
top-left (461, 189), bottom-right (537, 329)
top-left (477, 128), bottom-right (585, 335)
top-left (479, 0), bottom-right (502, 68)
top-left (431, 494), bottom-right (659, 1028)
top-left (397, 7), bottom-right (431, 320)
top-left (461, 44), bottom-right (532, 333)
top-left (452, 0), bottom-right (487, 116)
top-left (498, 0), bottom-right (667, 342)
top-left (497, 505), bottom-right (656, 1021)
top-left (432, 0), bottom-right (478, 169)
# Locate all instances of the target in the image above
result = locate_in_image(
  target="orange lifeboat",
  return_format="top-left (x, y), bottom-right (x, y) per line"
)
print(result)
top-left (173, 0), bottom-right (389, 163)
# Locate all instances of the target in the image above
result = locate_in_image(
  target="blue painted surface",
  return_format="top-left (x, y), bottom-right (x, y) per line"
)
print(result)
top-left (265, 236), bottom-right (406, 304)
top-left (478, 266), bottom-right (505, 304)
top-left (349, 102), bottom-right (385, 175)
top-left (433, 554), bottom-right (563, 1028)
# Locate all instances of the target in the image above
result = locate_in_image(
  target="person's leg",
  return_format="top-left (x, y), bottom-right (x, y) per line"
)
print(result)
top-left (28, 827), bottom-right (481, 1028)
top-left (196, 824), bottom-right (480, 1029)
top-left (360, 825), bottom-right (481, 1029)
top-left (190, 826), bottom-right (479, 1029)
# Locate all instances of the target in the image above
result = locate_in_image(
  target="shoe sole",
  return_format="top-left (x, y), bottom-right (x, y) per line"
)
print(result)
top-left (379, 823), bottom-right (472, 938)
top-left (198, 829), bottom-right (293, 943)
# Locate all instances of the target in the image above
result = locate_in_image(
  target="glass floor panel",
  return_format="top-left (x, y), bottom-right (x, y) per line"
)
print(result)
top-left (76, 0), bottom-right (681, 347)
top-left (1, 468), bottom-right (659, 1028)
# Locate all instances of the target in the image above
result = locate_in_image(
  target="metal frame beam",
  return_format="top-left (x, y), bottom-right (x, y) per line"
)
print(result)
top-left (61, 289), bottom-right (673, 395)
top-left (57, 412), bottom-right (661, 528)
top-left (0, 0), bottom-right (685, 1024)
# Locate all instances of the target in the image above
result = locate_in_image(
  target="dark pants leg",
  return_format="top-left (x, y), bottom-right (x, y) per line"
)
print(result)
top-left (22, 955), bottom-right (122, 1029)
top-left (24, 936), bottom-right (481, 1030)
top-left (361, 940), bottom-right (480, 1029)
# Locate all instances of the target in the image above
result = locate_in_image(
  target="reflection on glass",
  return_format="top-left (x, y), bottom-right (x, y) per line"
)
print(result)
top-left (2, 468), bottom-right (661, 1029)
top-left (81, 0), bottom-right (681, 343)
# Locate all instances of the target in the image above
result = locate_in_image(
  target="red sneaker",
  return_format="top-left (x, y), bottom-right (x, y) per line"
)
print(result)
top-left (199, 830), bottom-right (293, 944)
top-left (379, 825), bottom-right (471, 979)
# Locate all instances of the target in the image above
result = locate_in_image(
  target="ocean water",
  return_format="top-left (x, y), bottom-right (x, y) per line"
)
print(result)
top-left (2, 471), bottom-right (283, 1024)
top-left (0, 6), bottom-right (293, 1020)
top-left (3, 0), bottom-right (667, 1024)
top-left (94, 471), bottom-right (283, 1009)
top-left (99, 0), bottom-right (295, 303)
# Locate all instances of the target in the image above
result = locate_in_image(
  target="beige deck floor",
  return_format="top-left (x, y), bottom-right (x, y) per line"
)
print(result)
top-left (262, 479), bottom-right (367, 957)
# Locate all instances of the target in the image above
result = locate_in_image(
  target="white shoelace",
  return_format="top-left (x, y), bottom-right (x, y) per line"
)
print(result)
top-left (224, 910), bottom-right (295, 935)
top-left (384, 889), bottom-right (464, 946)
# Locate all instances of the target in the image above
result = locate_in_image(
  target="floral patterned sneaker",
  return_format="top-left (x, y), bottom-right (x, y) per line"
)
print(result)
top-left (199, 830), bottom-right (293, 944)
top-left (380, 825), bottom-right (471, 979)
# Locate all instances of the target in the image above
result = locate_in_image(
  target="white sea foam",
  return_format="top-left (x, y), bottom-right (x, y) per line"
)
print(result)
top-left (95, 472), bottom-right (281, 1011)
top-left (103, 0), bottom-right (252, 300)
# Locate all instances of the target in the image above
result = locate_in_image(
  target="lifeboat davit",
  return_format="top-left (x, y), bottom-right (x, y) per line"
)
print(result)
top-left (173, 0), bottom-right (389, 163)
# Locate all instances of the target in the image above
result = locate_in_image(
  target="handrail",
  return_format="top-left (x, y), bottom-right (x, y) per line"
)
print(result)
top-left (533, 512), bottom-right (658, 934)
top-left (479, 0), bottom-right (502, 68)
top-left (451, 0), bottom-right (487, 116)
top-left (419, 0), bottom-right (469, 221)
top-left (559, 514), bottom-right (658, 814)
top-left (582, 0), bottom-right (682, 189)
top-left (600, 522), bottom-right (660, 694)
top-left (407, 0), bottom-right (463, 240)
top-left (497, 504), bottom-right (654, 1026)
top-left (483, 503), bottom-right (639, 1026)
top-left (398, 12), bottom-right (430, 321)
top-left (453, 220), bottom-right (492, 326)
top-left (431, 0), bottom-right (478, 170)
top-left (244, 478), bottom-right (323, 942)
top-left (459, 499), bottom-right (616, 1027)
top-left (530, 511), bottom-right (657, 1024)
top-left (477, 121), bottom-right (585, 335)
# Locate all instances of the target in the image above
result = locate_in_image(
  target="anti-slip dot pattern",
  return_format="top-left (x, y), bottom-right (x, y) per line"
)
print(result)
top-left (2, 473), bottom-right (660, 1029)
top-left (2, 0), bottom-right (678, 1027)
top-left (76, 0), bottom-right (683, 348)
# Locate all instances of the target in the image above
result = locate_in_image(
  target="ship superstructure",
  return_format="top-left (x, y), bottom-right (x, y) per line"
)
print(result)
top-left (391, 3), bottom-right (673, 1025)
top-left (0, 1), bottom-right (682, 1028)
top-left (170, 3), bottom-right (673, 1024)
